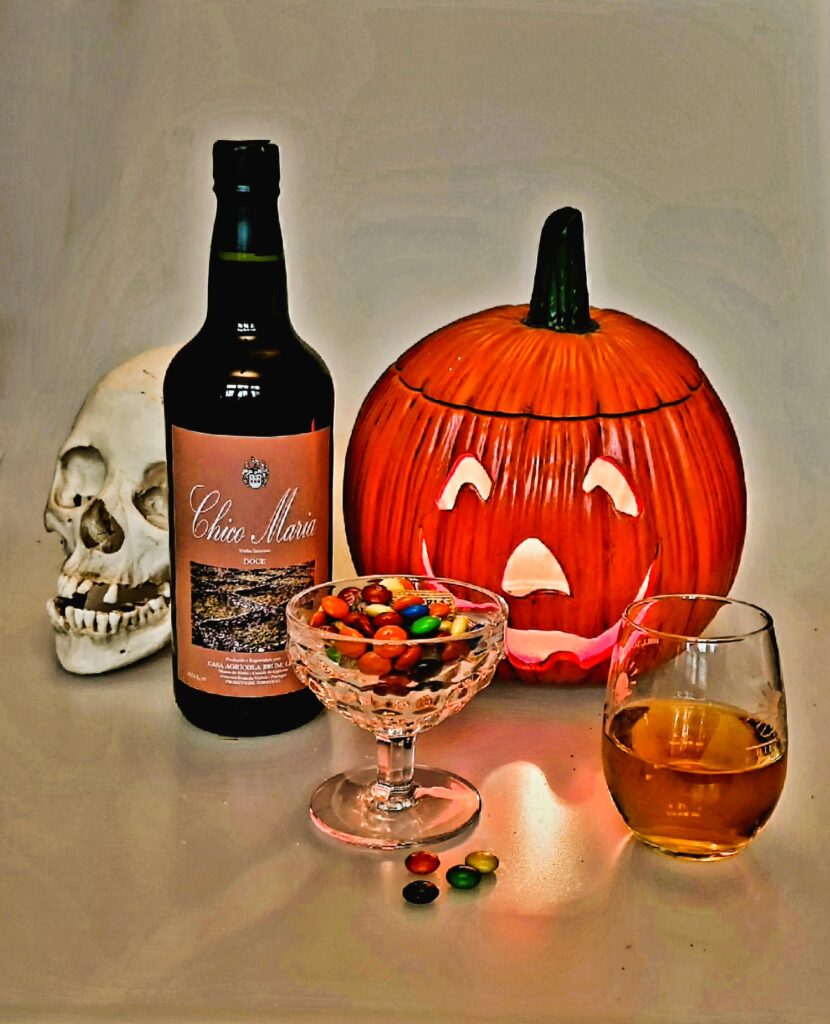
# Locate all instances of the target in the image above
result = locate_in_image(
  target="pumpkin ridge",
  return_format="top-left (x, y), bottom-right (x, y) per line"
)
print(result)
top-left (390, 367), bottom-right (704, 423)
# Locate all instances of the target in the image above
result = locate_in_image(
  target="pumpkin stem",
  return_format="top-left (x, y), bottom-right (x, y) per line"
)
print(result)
top-left (524, 207), bottom-right (598, 333)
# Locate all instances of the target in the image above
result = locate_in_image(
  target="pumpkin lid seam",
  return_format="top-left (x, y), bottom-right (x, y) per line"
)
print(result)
top-left (393, 372), bottom-right (704, 422)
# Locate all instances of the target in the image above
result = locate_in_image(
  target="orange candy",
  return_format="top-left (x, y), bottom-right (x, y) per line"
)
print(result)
top-left (428, 601), bottom-right (452, 618)
top-left (357, 650), bottom-right (393, 675)
top-left (393, 593), bottom-right (425, 612)
top-left (334, 624), bottom-right (368, 659)
top-left (321, 595), bottom-right (350, 620)
top-left (373, 625), bottom-right (409, 659)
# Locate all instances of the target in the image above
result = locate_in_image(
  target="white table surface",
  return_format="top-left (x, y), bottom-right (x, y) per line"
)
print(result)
top-left (2, 525), bottom-right (828, 1024)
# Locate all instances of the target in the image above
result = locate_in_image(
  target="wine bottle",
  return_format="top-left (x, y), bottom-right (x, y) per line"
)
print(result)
top-left (164, 140), bottom-right (332, 736)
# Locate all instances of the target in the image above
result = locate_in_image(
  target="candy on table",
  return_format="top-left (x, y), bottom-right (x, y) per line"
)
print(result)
top-left (464, 850), bottom-right (499, 874)
top-left (446, 864), bottom-right (482, 889)
top-left (402, 880), bottom-right (439, 905)
top-left (405, 850), bottom-right (440, 875)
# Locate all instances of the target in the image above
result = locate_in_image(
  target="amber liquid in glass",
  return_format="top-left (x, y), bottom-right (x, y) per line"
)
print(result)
top-left (603, 698), bottom-right (786, 857)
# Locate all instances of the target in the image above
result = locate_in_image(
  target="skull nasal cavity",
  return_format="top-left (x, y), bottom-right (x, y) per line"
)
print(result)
top-left (501, 538), bottom-right (571, 597)
top-left (80, 499), bottom-right (125, 553)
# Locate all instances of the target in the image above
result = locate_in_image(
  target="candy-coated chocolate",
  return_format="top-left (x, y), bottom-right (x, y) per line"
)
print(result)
top-left (321, 595), bottom-right (350, 620)
top-left (412, 659), bottom-right (441, 681)
top-left (405, 850), bottom-right (441, 874)
top-left (333, 624), bottom-right (367, 660)
top-left (338, 586), bottom-right (363, 608)
top-left (357, 650), bottom-right (393, 675)
top-left (409, 615), bottom-right (441, 638)
top-left (393, 594), bottom-right (425, 612)
top-left (380, 576), bottom-right (411, 594)
top-left (465, 850), bottom-right (499, 874)
top-left (309, 609), bottom-right (328, 628)
top-left (428, 601), bottom-right (452, 618)
top-left (373, 679), bottom-right (410, 697)
top-left (343, 611), bottom-right (373, 636)
top-left (373, 610), bottom-right (405, 629)
top-left (441, 639), bottom-right (469, 663)
top-left (399, 602), bottom-right (430, 621)
top-left (438, 620), bottom-right (452, 634)
top-left (450, 615), bottom-right (470, 636)
top-left (362, 583), bottom-right (393, 606)
top-left (403, 880), bottom-right (439, 905)
top-left (364, 603), bottom-right (393, 618)
top-left (446, 864), bottom-right (481, 889)
top-left (393, 645), bottom-right (423, 671)
top-left (373, 625), bottom-right (409, 659)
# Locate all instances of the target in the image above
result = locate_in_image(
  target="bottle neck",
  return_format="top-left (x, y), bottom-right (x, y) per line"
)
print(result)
top-left (205, 189), bottom-right (290, 333)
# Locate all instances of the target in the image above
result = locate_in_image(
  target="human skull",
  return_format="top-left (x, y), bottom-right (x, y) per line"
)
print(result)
top-left (44, 345), bottom-right (180, 674)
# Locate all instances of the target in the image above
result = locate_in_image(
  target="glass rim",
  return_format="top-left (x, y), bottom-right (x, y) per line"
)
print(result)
top-left (620, 593), bottom-right (774, 643)
top-left (285, 574), bottom-right (509, 647)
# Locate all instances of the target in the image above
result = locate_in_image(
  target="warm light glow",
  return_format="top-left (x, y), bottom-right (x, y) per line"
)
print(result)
top-left (582, 457), bottom-right (641, 517)
top-left (501, 537), bottom-right (571, 597)
top-left (436, 454), bottom-right (492, 510)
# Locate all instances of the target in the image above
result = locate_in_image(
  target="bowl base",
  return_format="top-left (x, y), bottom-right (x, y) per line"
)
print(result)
top-left (310, 764), bottom-right (481, 849)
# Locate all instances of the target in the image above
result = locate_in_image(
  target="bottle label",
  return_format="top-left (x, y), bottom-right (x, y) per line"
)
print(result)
top-left (171, 426), bottom-right (331, 698)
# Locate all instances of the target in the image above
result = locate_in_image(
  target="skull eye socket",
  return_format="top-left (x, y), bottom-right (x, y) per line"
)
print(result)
top-left (436, 454), bottom-right (493, 511)
top-left (133, 462), bottom-right (168, 531)
top-left (54, 446), bottom-right (107, 509)
top-left (582, 457), bottom-right (641, 517)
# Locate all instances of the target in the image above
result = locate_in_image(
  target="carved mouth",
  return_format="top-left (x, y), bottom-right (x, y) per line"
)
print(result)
top-left (504, 561), bottom-right (655, 669)
top-left (420, 531), bottom-right (656, 670)
top-left (47, 573), bottom-right (171, 637)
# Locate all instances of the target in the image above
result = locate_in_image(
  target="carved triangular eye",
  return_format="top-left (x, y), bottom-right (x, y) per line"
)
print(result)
top-left (502, 538), bottom-right (571, 597)
top-left (582, 457), bottom-right (641, 517)
top-left (436, 454), bottom-right (493, 511)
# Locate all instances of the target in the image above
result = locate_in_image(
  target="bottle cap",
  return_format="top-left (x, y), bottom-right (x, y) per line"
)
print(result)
top-left (212, 140), bottom-right (280, 193)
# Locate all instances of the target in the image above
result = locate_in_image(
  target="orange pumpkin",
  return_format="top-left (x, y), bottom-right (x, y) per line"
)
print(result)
top-left (344, 209), bottom-right (746, 684)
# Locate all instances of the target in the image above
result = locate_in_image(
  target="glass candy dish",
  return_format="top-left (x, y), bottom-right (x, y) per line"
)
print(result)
top-left (286, 576), bottom-right (507, 849)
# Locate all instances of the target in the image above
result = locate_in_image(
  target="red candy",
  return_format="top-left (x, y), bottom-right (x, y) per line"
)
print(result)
top-left (338, 586), bottom-right (363, 608)
top-left (405, 850), bottom-right (440, 874)
top-left (373, 610), bottom-right (405, 629)
top-left (362, 583), bottom-right (392, 606)
top-left (393, 645), bottom-right (423, 671)
top-left (343, 611), bottom-right (373, 636)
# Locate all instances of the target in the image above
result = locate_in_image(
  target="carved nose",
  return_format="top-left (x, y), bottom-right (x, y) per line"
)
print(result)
top-left (501, 538), bottom-right (571, 597)
top-left (80, 499), bottom-right (125, 553)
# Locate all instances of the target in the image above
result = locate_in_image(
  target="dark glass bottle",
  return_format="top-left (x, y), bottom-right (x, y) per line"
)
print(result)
top-left (164, 140), bottom-right (332, 736)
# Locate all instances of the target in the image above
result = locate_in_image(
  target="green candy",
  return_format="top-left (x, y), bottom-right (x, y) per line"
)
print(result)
top-left (446, 864), bottom-right (481, 890)
top-left (409, 615), bottom-right (441, 638)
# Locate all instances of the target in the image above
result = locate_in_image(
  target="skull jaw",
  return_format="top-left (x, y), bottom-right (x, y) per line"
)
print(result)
top-left (53, 612), bottom-right (171, 675)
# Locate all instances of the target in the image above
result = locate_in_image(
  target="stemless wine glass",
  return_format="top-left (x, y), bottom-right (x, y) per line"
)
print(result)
top-left (603, 594), bottom-right (787, 860)
top-left (286, 576), bottom-right (506, 849)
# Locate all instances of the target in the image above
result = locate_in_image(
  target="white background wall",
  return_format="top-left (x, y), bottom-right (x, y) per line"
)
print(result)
top-left (2, 0), bottom-right (828, 620)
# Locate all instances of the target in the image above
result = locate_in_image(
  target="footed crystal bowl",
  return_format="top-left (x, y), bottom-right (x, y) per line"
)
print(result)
top-left (287, 575), bottom-right (506, 849)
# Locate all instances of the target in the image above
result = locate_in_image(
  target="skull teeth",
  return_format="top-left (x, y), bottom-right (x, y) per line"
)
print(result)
top-left (103, 583), bottom-right (119, 604)
top-left (48, 591), bottom-right (170, 635)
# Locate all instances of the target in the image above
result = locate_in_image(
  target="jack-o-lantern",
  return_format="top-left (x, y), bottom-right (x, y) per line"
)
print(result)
top-left (344, 209), bottom-right (746, 684)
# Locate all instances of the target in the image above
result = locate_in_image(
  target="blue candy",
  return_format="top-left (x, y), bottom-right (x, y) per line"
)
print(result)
top-left (399, 603), bottom-right (430, 621)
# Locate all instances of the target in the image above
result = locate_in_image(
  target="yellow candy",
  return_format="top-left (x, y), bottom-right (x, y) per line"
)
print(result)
top-left (465, 850), bottom-right (499, 874)
top-left (438, 620), bottom-right (453, 634)
top-left (450, 615), bottom-right (470, 636)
